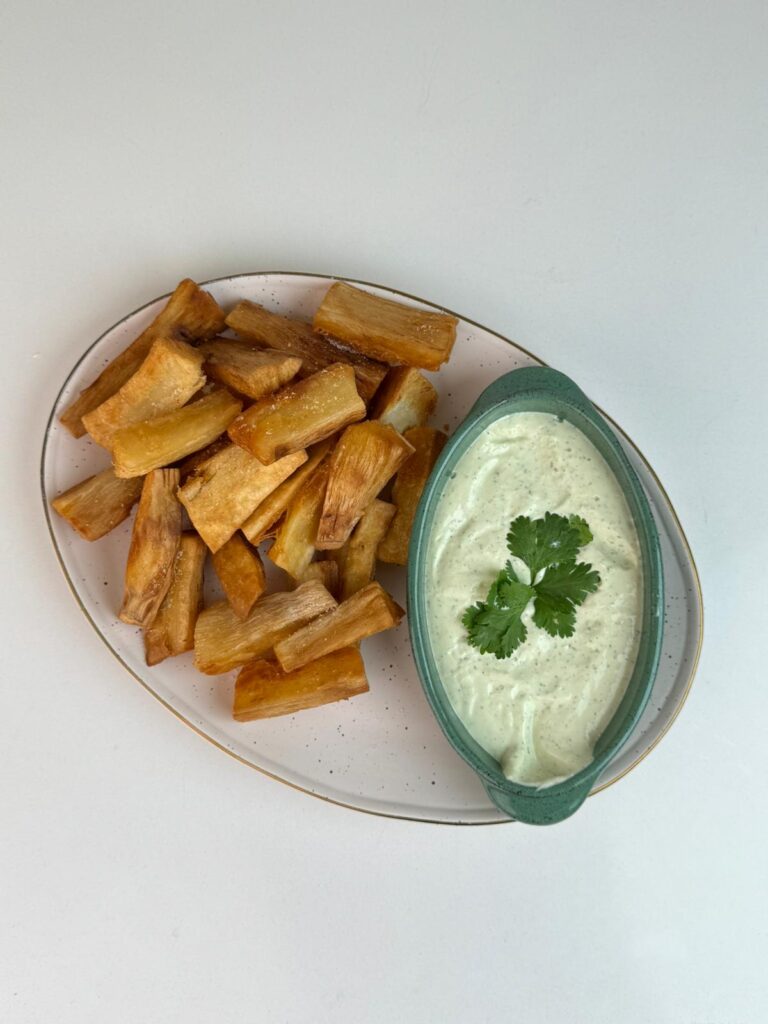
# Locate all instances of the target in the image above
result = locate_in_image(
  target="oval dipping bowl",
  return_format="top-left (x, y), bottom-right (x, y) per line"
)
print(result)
top-left (407, 366), bottom-right (665, 825)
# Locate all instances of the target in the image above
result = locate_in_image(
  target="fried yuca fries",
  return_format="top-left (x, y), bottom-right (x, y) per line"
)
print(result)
top-left (371, 367), bottom-right (437, 434)
top-left (240, 439), bottom-right (333, 545)
top-left (225, 300), bottom-right (386, 403)
top-left (233, 647), bottom-right (368, 721)
top-left (378, 427), bottom-right (447, 565)
top-left (60, 279), bottom-right (224, 437)
top-left (82, 335), bottom-right (205, 449)
top-left (296, 559), bottom-right (339, 597)
top-left (316, 421), bottom-right (414, 549)
top-left (178, 446), bottom-right (308, 552)
top-left (228, 364), bottom-right (365, 465)
top-left (334, 499), bottom-right (396, 600)
top-left (199, 338), bottom-right (302, 400)
top-left (112, 390), bottom-right (242, 478)
top-left (268, 461), bottom-right (330, 579)
top-left (177, 434), bottom-right (230, 481)
top-left (211, 534), bottom-right (266, 619)
top-left (120, 469), bottom-right (181, 627)
top-left (51, 468), bottom-right (143, 541)
top-left (144, 532), bottom-right (206, 666)
top-left (194, 580), bottom-right (337, 675)
top-left (274, 582), bottom-right (404, 673)
top-left (313, 282), bottom-right (458, 371)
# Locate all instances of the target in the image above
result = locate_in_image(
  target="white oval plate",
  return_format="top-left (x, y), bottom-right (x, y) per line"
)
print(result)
top-left (41, 273), bottom-right (703, 824)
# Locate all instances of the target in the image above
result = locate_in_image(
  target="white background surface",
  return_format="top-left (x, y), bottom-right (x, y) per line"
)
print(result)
top-left (1, 2), bottom-right (765, 1021)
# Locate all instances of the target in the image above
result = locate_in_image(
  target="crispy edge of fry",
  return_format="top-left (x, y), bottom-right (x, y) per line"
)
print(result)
top-left (81, 334), bottom-right (206, 449)
top-left (225, 300), bottom-right (387, 402)
top-left (378, 427), bottom-right (447, 566)
top-left (316, 421), bottom-right (414, 550)
top-left (111, 389), bottom-right (243, 478)
top-left (267, 461), bottom-right (330, 580)
top-left (227, 363), bottom-right (365, 464)
top-left (193, 580), bottom-right (338, 675)
top-left (240, 439), bottom-right (333, 544)
top-left (273, 582), bottom-right (404, 673)
top-left (178, 447), bottom-right (308, 553)
top-left (60, 279), bottom-right (225, 437)
top-left (211, 534), bottom-right (267, 620)
top-left (199, 338), bottom-right (303, 400)
top-left (370, 366), bottom-right (438, 434)
top-left (313, 281), bottom-right (458, 371)
top-left (177, 434), bottom-right (231, 481)
top-left (119, 468), bottom-right (182, 627)
top-left (144, 532), bottom-right (206, 665)
top-left (50, 468), bottom-right (143, 541)
top-left (233, 648), bottom-right (368, 721)
top-left (334, 499), bottom-right (396, 601)
top-left (296, 560), bottom-right (340, 599)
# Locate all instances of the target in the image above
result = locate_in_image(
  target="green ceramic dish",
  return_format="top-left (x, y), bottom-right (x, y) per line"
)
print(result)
top-left (407, 367), bottom-right (664, 825)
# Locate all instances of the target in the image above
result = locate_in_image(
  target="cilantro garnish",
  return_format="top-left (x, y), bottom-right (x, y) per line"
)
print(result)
top-left (461, 513), bottom-right (601, 659)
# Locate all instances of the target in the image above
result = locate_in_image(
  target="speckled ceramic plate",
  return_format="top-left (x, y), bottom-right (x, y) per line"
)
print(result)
top-left (41, 273), bottom-right (703, 825)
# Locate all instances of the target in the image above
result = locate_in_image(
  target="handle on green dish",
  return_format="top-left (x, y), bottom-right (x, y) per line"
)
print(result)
top-left (483, 776), bottom-right (594, 826)
top-left (469, 366), bottom-right (589, 418)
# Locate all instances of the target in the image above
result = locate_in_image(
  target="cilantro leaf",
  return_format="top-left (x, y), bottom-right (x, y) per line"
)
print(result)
top-left (463, 512), bottom-right (602, 658)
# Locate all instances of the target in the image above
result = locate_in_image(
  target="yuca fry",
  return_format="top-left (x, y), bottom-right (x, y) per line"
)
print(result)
top-left (233, 647), bottom-right (367, 721)
top-left (120, 469), bottom-right (181, 627)
top-left (211, 534), bottom-right (266, 619)
top-left (225, 300), bottom-right (386, 402)
top-left (178, 446), bottom-right (307, 553)
top-left (378, 427), bottom-right (447, 565)
top-left (177, 434), bottom-right (230, 481)
top-left (296, 559), bottom-right (339, 598)
top-left (228, 363), bottom-right (364, 465)
top-left (144, 532), bottom-right (206, 666)
top-left (313, 282), bottom-right (458, 371)
top-left (316, 421), bottom-right (414, 549)
top-left (82, 335), bottom-right (205, 449)
top-left (334, 499), bottom-right (396, 601)
top-left (268, 461), bottom-right (330, 579)
top-left (112, 390), bottom-right (242, 478)
top-left (240, 439), bottom-right (333, 544)
top-left (60, 279), bottom-right (224, 437)
top-left (51, 468), bottom-right (143, 541)
top-left (274, 582), bottom-right (404, 673)
top-left (371, 367), bottom-right (437, 434)
top-left (199, 338), bottom-right (302, 400)
top-left (194, 580), bottom-right (337, 675)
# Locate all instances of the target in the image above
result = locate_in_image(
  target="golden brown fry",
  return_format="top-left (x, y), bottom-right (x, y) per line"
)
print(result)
top-left (268, 462), bottom-right (330, 579)
top-left (228, 364), bottom-right (365, 465)
top-left (199, 338), bottom-right (302, 400)
top-left (194, 580), bottom-right (337, 675)
top-left (296, 560), bottom-right (339, 598)
top-left (225, 300), bottom-right (387, 402)
top-left (177, 434), bottom-right (230, 481)
top-left (112, 390), bottom-right (242, 478)
top-left (233, 648), bottom-right (368, 721)
top-left (316, 421), bottom-right (414, 549)
top-left (274, 582), bottom-right (404, 673)
top-left (334, 499), bottom-right (396, 600)
top-left (313, 282), bottom-right (458, 371)
top-left (240, 439), bottom-right (333, 545)
top-left (82, 335), bottom-right (205, 449)
top-left (178, 446), bottom-right (307, 553)
top-left (51, 468), bottom-right (143, 541)
top-left (211, 534), bottom-right (266, 619)
top-left (120, 469), bottom-right (181, 627)
top-left (371, 367), bottom-right (438, 434)
top-left (60, 279), bottom-right (225, 437)
top-left (378, 427), bottom-right (447, 565)
top-left (144, 532), bottom-right (206, 665)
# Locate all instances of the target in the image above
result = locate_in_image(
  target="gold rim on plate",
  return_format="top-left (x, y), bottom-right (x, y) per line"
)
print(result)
top-left (40, 272), bottom-right (704, 826)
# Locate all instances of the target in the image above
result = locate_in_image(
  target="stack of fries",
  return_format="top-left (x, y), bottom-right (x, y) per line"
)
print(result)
top-left (52, 278), bottom-right (455, 721)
